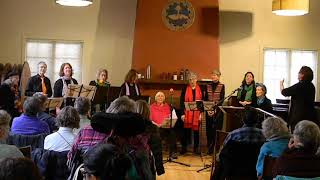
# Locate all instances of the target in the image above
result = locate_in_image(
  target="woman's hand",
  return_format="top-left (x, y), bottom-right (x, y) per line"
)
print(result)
top-left (288, 137), bottom-right (295, 149)
top-left (207, 111), bottom-right (214, 116)
top-left (181, 115), bottom-right (185, 121)
top-left (280, 79), bottom-right (285, 92)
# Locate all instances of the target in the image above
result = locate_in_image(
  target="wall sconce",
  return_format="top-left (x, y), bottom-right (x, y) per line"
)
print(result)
top-left (272, 0), bottom-right (309, 16)
top-left (56, 0), bottom-right (93, 7)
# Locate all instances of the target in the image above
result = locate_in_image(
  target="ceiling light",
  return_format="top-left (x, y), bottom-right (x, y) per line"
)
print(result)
top-left (56, 0), bottom-right (93, 7)
top-left (272, 0), bottom-right (309, 16)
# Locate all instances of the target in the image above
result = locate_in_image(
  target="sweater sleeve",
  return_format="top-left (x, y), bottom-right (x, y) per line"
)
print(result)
top-left (281, 83), bottom-right (299, 97)
top-left (53, 79), bottom-right (63, 97)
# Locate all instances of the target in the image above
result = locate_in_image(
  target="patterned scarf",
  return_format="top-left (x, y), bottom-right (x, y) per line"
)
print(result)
top-left (207, 82), bottom-right (224, 103)
top-left (257, 96), bottom-right (265, 106)
top-left (61, 76), bottom-right (74, 97)
top-left (184, 85), bottom-right (202, 130)
top-left (96, 79), bottom-right (109, 87)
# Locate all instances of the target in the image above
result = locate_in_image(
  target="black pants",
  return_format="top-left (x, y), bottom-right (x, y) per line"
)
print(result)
top-left (181, 128), bottom-right (199, 150)
top-left (160, 128), bottom-right (177, 154)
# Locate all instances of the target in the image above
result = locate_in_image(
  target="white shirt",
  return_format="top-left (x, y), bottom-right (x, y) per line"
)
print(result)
top-left (44, 127), bottom-right (75, 152)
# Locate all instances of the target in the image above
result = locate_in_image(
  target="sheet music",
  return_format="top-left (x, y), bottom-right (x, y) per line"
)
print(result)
top-left (44, 98), bottom-right (64, 109)
top-left (65, 84), bottom-right (82, 98)
top-left (161, 109), bottom-right (178, 128)
top-left (184, 102), bottom-right (198, 111)
top-left (80, 85), bottom-right (97, 100)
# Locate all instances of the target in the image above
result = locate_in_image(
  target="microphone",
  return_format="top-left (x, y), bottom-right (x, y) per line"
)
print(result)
top-left (232, 86), bottom-right (242, 93)
top-left (169, 88), bottom-right (174, 95)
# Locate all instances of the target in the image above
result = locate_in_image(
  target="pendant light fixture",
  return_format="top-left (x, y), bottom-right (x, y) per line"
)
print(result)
top-left (56, 0), bottom-right (93, 7)
top-left (272, 0), bottom-right (309, 16)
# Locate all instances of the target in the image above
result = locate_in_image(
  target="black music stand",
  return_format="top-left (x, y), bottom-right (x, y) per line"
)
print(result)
top-left (44, 98), bottom-right (64, 110)
top-left (65, 84), bottom-right (97, 106)
top-left (163, 96), bottom-right (190, 167)
top-left (92, 86), bottom-right (109, 112)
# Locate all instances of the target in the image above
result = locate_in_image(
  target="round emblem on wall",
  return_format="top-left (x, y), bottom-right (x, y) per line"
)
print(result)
top-left (162, 0), bottom-right (195, 31)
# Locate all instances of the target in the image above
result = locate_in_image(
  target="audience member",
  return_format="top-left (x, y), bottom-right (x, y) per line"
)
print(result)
top-left (33, 93), bottom-right (58, 133)
top-left (25, 61), bottom-right (52, 97)
top-left (0, 110), bottom-right (23, 159)
top-left (256, 117), bottom-right (290, 178)
top-left (273, 120), bottom-right (320, 178)
top-left (0, 79), bottom-right (18, 119)
top-left (74, 97), bottom-right (91, 134)
top-left (44, 106), bottom-right (80, 152)
top-left (11, 97), bottom-right (50, 135)
top-left (0, 157), bottom-right (42, 180)
top-left (83, 143), bottom-right (133, 180)
top-left (136, 99), bottom-right (164, 176)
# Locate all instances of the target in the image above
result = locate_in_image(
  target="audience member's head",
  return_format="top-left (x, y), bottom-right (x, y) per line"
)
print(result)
top-left (242, 107), bottom-right (258, 127)
top-left (291, 120), bottom-right (320, 154)
top-left (0, 110), bottom-right (11, 140)
top-left (0, 157), bottom-right (42, 180)
top-left (83, 143), bottom-right (132, 180)
top-left (262, 117), bottom-right (289, 140)
top-left (136, 100), bottom-right (150, 120)
top-left (56, 106), bottom-right (80, 129)
top-left (298, 66), bottom-right (313, 82)
top-left (33, 92), bottom-right (48, 112)
top-left (6, 71), bottom-right (20, 85)
top-left (91, 112), bottom-right (114, 134)
top-left (106, 96), bottom-right (136, 113)
top-left (74, 97), bottom-right (91, 116)
top-left (23, 97), bottom-right (41, 116)
top-left (113, 112), bottom-right (146, 138)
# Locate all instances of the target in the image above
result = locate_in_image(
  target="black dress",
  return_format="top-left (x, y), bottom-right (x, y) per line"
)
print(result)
top-left (281, 81), bottom-right (317, 130)
top-left (119, 82), bottom-right (141, 99)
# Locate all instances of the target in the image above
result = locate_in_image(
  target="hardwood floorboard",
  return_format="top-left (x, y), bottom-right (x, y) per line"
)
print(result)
top-left (157, 152), bottom-right (212, 180)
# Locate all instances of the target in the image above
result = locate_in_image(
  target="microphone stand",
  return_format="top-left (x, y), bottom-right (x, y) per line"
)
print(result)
top-left (163, 92), bottom-right (190, 167)
top-left (196, 87), bottom-right (240, 173)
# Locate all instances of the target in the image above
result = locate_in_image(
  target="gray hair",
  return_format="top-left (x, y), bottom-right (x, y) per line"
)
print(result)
top-left (256, 83), bottom-right (267, 94)
top-left (33, 93), bottom-right (48, 111)
top-left (262, 117), bottom-right (289, 140)
top-left (293, 120), bottom-right (320, 154)
top-left (0, 110), bottom-right (11, 127)
top-left (38, 61), bottom-right (47, 67)
top-left (106, 96), bottom-right (136, 113)
top-left (74, 97), bottom-right (91, 115)
top-left (56, 106), bottom-right (80, 128)
top-left (23, 97), bottom-right (41, 116)
top-left (188, 71), bottom-right (197, 80)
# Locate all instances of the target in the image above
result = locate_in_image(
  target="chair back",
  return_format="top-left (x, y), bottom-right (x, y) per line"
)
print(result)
top-left (19, 145), bottom-right (32, 158)
top-left (32, 148), bottom-right (70, 180)
top-left (262, 155), bottom-right (277, 180)
top-left (6, 133), bottom-right (47, 150)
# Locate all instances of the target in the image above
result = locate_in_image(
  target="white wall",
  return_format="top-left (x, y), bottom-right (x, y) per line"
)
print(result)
top-left (219, 0), bottom-right (320, 100)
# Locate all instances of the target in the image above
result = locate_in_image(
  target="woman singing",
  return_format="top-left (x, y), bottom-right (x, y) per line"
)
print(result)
top-left (237, 72), bottom-right (257, 107)
top-left (119, 69), bottom-right (141, 99)
top-left (89, 69), bottom-right (110, 112)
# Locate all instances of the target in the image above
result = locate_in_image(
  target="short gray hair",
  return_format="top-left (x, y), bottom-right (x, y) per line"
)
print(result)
top-left (0, 110), bottom-right (11, 127)
top-left (33, 93), bottom-right (48, 110)
top-left (38, 61), bottom-right (47, 67)
top-left (294, 120), bottom-right (320, 154)
top-left (262, 117), bottom-right (289, 140)
top-left (188, 71), bottom-right (197, 80)
top-left (23, 97), bottom-right (41, 116)
top-left (154, 91), bottom-right (165, 101)
top-left (256, 83), bottom-right (267, 94)
top-left (212, 69), bottom-right (221, 76)
top-left (106, 96), bottom-right (136, 113)
top-left (56, 106), bottom-right (80, 128)
top-left (74, 97), bottom-right (91, 115)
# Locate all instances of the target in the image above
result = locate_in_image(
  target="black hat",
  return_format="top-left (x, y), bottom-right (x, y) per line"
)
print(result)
top-left (91, 112), bottom-right (115, 134)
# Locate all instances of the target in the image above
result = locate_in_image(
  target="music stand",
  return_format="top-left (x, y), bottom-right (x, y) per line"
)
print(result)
top-left (44, 98), bottom-right (64, 110)
top-left (64, 84), bottom-right (97, 107)
top-left (187, 101), bottom-right (217, 173)
top-left (92, 86), bottom-right (109, 112)
top-left (163, 96), bottom-right (190, 167)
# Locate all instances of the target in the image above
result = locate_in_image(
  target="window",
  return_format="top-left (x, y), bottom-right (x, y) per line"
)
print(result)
top-left (263, 49), bottom-right (318, 103)
top-left (26, 40), bottom-right (83, 85)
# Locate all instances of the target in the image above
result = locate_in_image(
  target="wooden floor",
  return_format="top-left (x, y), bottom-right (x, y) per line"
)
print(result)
top-left (157, 152), bottom-right (212, 180)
